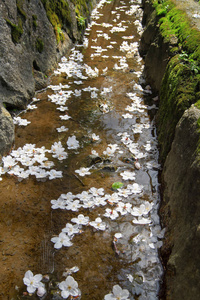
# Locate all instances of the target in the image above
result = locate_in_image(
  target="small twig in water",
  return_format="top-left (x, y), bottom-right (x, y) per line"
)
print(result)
top-left (73, 173), bottom-right (85, 186)
top-left (113, 240), bottom-right (120, 256)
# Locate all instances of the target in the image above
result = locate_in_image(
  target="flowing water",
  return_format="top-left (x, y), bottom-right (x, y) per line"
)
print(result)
top-left (0, 0), bottom-right (164, 299)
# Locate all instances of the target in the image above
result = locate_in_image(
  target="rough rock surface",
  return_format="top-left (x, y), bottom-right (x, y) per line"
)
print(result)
top-left (160, 106), bottom-right (200, 299)
top-left (0, 106), bottom-right (15, 155)
top-left (0, 0), bottom-right (57, 110)
top-left (139, 1), bottom-right (170, 91)
top-left (0, 0), bottom-right (92, 155)
top-left (140, 0), bottom-right (180, 92)
top-left (140, 1), bottom-right (200, 299)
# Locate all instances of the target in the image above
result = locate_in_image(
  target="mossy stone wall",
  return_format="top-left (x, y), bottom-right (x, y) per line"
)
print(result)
top-left (142, 0), bottom-right (200, 163)
top-left (158, 55), bottom-right (200, 161)
top-left (0, 0), bottom-right (96, 155)
top-left (41, 0), bottom-right (94, 43)
top-left (141, 1), bottom-right (200, 299)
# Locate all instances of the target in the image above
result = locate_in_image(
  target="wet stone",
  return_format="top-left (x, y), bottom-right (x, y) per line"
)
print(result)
top-left (101, 165), bottom-right (116, 172)
top-left (121, 157), bottom-right (135, 164)
top-left (86, 154), bottom-right (103, 166)
top-left (103, 158), bottom-right (112, 164)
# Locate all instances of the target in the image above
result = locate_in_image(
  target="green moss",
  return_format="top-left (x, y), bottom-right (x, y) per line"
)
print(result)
top-left (71, 0), bottom-right (89, 15)
top-left (197, 117), bottom-right (200, 128)
top-left (35, 38), bottom-right (44, 53)
top-left (169, 46), bottom-right (179, 56)
top-left (41, 0), bottom-right (71, 43)
top-left (196, 116), bottom-right (200, 157)
top-left (157, 55), bottom-right (200, 162)
top-left (41, 0), bottom-right (94, 41)
top-left (153, 0), bottom-right (174, 17)
top-left (152, 0), bottom-right (200, 57)
top-left (150, 0), bottom-right (200, 162)
top-left (75, 10), bottom-right (86, 29)
top-left (55, 24), bottom-right (65, 43)
top-left (195, 100), bottom-right (200, 110)
top-left (16, 0), bottom-right (27, 19)
top-left (5, 0), bottom-right (27, 43)
top-left (72, 0), bottom-right (90, 29)
top-left (6, 18), bottom-right (23, 43)
top-left (179, 51), bottom-right (200, 74)
top-left (32, 15), bottom-right (37, 29)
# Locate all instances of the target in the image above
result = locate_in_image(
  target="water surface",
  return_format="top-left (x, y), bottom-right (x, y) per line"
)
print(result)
top-left (0, 0), bottom-right (164, 299)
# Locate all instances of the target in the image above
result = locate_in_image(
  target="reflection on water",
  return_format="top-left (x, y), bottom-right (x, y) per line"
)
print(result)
top-left (0, 0), bottom-right (164, 299)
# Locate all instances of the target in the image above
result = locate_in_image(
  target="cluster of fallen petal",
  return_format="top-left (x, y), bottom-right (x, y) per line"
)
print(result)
top-left (9, 0), bottom-right (166, 298)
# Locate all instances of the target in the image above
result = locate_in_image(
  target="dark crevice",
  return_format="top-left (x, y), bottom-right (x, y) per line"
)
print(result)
top-left (33, 60), bottom-right (41, 71)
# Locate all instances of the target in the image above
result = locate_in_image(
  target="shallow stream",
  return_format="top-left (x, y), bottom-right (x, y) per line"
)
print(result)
top-left (0, 0), bottom-right (164, 299)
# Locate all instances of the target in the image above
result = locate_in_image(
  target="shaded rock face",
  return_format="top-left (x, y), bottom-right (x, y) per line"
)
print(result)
top-left (0, 0), bottom-right (94, 155)
top-left (139, 0), bottom-right (172, 91)
top-left (0, 106), bottom-right (15, 156)
top-left (140, 1), bottom-right (200, 299)
top-left (160, 106), bottom-right (200, 300)
top-left (0, 0), bottom-right (72, 110)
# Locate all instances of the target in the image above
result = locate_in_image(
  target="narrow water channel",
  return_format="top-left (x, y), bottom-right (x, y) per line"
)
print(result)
top-left (0, 0), bottom-right (164, 299)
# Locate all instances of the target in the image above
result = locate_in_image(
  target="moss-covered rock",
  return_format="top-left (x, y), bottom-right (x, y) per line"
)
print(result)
top-left (72, 0), bottom-right (90, 29)
top-left (5, 18), bottom-right (23, 43)
top-left (32, 14), bottom-right (37, 29)
top-left (35, 37), bottom-right (44, 53)
top-left (40, 0), bottom-right (94, 43)
top-left (157, 54), bottom-right (200, 162)
top-left (141, 0), bottom-right (200, 162)
top-left (16, 0), bottom-right (27, 19)
top-left (41, 0), bottom-right (71, 43)
top-left (141, 1), bottom-right (200, 299)
top-left (0, 0), bottom-right (96, 156)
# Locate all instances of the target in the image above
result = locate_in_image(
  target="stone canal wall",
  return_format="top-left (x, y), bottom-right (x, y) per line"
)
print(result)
top-left (0, 0), bottom-right (95, 155)
top-left (140, 0), bottom-right (200, 299)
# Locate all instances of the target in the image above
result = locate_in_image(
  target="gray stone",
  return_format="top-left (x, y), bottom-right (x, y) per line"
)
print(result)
top-left (87, 154), bottom-right (103, 166)
top-left (0, 106), bottom-right (15, 156)
top-left (102, 165), bottom-right (116, 172)
top-left (0, 0), bottom-right (58, 109)
top-left (160, 106), bottom-right (200, 299)
top-left (0, 0), bottom-right (95, 155)
top-left (34, 70), bottom-right (49, 91)
top-left (140, 0), bottom-right (178, 91)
